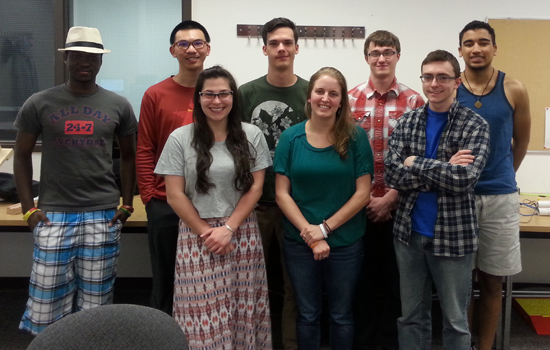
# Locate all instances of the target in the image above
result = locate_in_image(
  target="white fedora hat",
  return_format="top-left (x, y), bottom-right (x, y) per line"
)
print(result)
top-left (58, 26), bottom-right (111, 54)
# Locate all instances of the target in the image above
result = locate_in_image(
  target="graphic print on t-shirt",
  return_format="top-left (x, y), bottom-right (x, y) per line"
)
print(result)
top-left (65, 120), bottom-right (93, 134)
top-left (170, 100), bottom-right (195, 126)
top-left (250, 100), bottom-right (302, 157)
top-left (49, 105), bottom-right (112, 147)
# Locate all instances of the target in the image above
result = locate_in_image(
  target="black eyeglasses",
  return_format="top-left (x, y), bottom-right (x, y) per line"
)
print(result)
top-left (420, 75), bottom-right (457, 83)
top-left (173, 40), bottom-right (208, 50)
top-left (199, 91), bottom-right (234, 101)
top-left (367, 51), bottom-right (397, 58)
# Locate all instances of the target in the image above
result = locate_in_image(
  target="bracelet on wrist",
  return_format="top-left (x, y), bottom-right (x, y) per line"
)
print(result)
top-left (319, 224), bottom-right (328, 239)
top-left (119, 207), bottom-right (132, 217)
top-left (120, 205), bottom-right (134, 213)
top-left (309, 241), bottom-right (320, 249)
top-left (225, 224), bottom-right (235, 233)
top-left (23, 207), bottom-right (41, 222)
top-left (323, 220), bottom-right (333, 235)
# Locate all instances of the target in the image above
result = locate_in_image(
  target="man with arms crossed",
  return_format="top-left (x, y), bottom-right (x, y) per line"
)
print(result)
top-left (239, 17), bottom-right (308, 350)
top-left (456, 20), bottom-right (531, 350)
top-left (137, 20), bottom-right (211, 315)
top-left (14, 26), bottom-right (137, 334)
top-left (385, 50), bottom-right (490, 350)
top-left (348, 30), bottom-right (424, 350)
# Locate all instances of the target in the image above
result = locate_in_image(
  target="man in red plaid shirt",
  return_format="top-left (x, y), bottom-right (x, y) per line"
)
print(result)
top-left (349, 30), bottom-right (424, 350)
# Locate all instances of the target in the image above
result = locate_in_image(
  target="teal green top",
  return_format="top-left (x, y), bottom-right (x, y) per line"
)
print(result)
top-left (273, 121), bottom-right (374, 248)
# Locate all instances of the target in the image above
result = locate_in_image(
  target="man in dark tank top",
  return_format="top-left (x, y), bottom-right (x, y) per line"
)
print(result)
top-left (456, 20), bottom-right (531, 350)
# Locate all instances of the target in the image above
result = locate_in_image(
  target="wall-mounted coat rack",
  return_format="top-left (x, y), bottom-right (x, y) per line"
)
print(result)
top-left (236, 25), bottom-right (365, 40)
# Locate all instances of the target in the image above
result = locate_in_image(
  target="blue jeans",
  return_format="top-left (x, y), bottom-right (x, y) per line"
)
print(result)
top-left (283, 233), bottom-right (363, 350)
top-left (394, 234), bottom-right (473, 350)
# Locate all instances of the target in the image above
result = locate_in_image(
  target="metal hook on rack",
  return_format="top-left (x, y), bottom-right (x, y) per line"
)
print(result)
top-left (236, 24), bottom-right (365, 40)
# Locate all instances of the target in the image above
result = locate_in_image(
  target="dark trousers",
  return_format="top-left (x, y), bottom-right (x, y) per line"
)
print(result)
top-left (353, 217), bottom-right (401, 350)
top-left (256, 205), bottom-right (298, 350)
top-left (145, 198), bottom-right (180, 315)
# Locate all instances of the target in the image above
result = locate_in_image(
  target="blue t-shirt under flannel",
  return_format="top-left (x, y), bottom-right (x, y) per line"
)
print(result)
top-left (411, 107), bottom-right (448, 237)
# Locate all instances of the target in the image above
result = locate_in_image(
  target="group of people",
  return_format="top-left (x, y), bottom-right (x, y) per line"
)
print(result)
top-left (13, 16), bottom-right (530, 350)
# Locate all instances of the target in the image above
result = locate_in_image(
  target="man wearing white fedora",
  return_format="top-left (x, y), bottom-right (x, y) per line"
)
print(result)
top-left (136, 20), bottom-right (211, 315)
top-left (14, 26), bottom-right (137, 334)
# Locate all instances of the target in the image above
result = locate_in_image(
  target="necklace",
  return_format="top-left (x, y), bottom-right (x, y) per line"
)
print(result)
top-left (463, 68), bottom-right (494, 108)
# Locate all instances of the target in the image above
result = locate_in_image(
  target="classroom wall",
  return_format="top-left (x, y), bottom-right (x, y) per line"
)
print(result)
top-left (1, 0), bottom-right (550, 283)
top-left (192, 0), bottom-right (550, 99)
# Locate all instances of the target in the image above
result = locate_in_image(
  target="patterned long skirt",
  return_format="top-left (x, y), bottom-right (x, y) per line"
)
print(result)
top-left (173, 212), bottom-right (272, 350)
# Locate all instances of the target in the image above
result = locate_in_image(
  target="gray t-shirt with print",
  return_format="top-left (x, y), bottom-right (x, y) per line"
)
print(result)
top-left (154, 122), bottom-right (272, 218)
top-left (14, 84), bottom-right (137, 211)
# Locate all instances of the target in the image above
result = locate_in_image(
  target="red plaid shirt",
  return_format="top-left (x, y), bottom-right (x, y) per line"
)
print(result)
top-left (349, 78), bottom-right (424, 197)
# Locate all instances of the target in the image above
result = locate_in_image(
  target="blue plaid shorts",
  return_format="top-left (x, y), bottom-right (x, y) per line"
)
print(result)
top-left (19, 210), bottom-right (122, 335)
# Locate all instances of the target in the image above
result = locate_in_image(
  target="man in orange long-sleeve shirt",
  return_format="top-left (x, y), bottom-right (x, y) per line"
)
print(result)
top-left (136, 20), bottom-right (210, 315)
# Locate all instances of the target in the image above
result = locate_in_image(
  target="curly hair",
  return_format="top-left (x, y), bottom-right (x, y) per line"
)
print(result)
top-left (191, 65), bottom-right (255, 194)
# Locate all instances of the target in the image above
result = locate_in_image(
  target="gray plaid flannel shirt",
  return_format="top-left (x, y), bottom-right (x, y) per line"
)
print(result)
top-left (385, 101), bottom-right (490, 257)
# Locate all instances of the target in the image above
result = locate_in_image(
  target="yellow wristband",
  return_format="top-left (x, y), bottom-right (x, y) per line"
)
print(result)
top-left (23, 208), bottom-right (41, 222)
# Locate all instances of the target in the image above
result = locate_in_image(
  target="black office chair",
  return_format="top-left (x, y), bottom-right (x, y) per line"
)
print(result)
top-left (26, 304), bottom-right (189, 350)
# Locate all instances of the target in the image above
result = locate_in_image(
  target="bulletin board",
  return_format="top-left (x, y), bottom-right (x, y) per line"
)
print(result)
top-left (488, 18), bottom-right (550, 150)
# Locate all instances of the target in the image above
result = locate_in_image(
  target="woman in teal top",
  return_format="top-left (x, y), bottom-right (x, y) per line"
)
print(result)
top-left (274, 67), bottom-right (374, 350)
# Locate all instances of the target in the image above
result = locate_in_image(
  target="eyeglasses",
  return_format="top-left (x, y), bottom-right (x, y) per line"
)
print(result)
top-left (420, 75), bottom-right (457, 83)
top-left (367, 51), bottom-right (397, 58)
top-left (173, 40), bottom-right (207, 50)
top-left (199, 91), bottom-right (234, 101)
